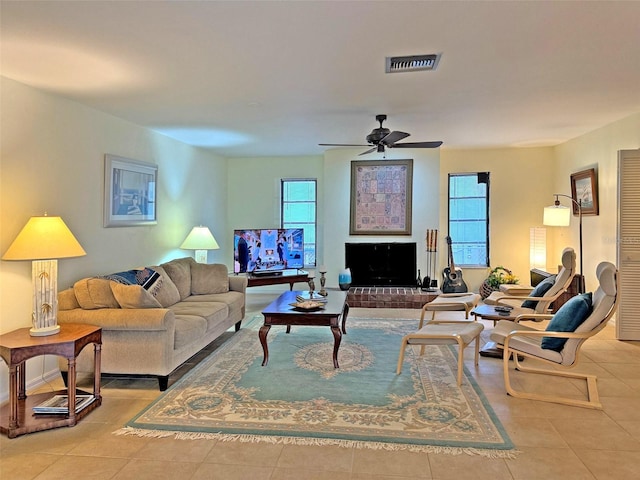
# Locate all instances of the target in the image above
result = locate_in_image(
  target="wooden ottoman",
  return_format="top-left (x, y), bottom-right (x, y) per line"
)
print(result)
top-left (420, 293), bottom-right (481, 324)
top-left (396, 320), bottom-right (484, 385)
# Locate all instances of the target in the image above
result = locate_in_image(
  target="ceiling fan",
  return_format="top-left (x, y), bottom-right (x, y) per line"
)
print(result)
top-left (319, 114), bottom-right (442, 156)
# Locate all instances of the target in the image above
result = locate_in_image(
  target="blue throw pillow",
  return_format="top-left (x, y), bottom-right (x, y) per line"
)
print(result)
top-left (541, 293), bottom-right (593, 352)
top-left (521, 275), bottom-right (556, 309)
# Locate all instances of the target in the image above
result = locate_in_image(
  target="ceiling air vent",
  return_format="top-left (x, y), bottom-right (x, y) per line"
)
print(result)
top-left (386, 53), bottom-right (441, 73)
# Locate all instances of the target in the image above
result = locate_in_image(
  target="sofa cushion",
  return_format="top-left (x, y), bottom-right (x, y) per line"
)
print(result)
top-left (191, 263), bottom-right (229, 295)
top-left (110, 281), bottom-right (162, 309)
top-left (173, 315), bottom-right (208, 350)
top-left (542, 293), bottom-right (593, 351)
top-left (521, 275), bottom-right (556, 309)
top-left (184, 291), bottom-right (244, 317)
top-left (170, 301), bottom-right (228, 323)
top-left (148, 265), bottom-right (181, 307)
top-left (58, 287), bottom-right (81, 311)
top-left (162, 257), bottom-right (194, 300)
top-left (73, 278), bottom-right (120, 310)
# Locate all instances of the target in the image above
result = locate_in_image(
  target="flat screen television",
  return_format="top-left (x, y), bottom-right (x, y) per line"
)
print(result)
top-left (234, 228), bottom-right (304, 274)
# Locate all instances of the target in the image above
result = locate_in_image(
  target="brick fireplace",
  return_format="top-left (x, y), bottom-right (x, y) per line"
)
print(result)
top-left (346, 286), bottom-right (439, 309)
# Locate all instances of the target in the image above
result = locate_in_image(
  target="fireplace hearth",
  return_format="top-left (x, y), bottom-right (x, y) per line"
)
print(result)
top-left (345, 242), bottom-right (417, 287)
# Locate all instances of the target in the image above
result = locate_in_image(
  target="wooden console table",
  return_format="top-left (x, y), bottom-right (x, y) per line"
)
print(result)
top-left (0, 323), bottom-right (102, 438)
top-left (247, 270), bottom-right (309, 290)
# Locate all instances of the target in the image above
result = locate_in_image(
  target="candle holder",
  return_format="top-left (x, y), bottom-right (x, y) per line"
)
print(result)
top-left (319, 269), bottom-right (328, 296)
top-left (307, 277), bottom-right (316, 298)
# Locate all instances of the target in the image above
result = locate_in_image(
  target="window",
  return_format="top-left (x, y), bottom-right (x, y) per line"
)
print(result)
top-left (281, 179), bottom-right (316, 266)
top-left (448, 172), bottom-right (489, 267)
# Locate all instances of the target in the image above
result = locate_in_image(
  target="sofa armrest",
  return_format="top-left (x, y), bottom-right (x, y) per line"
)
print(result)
top-left (58, 308), bottom-right (175, 332)
top-left (229, 275), bottom-right (248, 294)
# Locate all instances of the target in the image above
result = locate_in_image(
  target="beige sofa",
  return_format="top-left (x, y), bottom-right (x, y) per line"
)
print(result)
top-left (57, 257), bottom-right (247, 390)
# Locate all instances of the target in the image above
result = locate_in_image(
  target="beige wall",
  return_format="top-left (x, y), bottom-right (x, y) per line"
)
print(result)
top-left (440, 147), bottom-right (556, 291)
top-left (1, 77), bottom-right (228, 397)
top-left (226, 155), bottom-right (324, 293)
top-left (322, 147), bottom-right (440, 288)
top-left (226, 155), bottom-right (324, 261)
top-left (551, 113), bottom-right (640, 292)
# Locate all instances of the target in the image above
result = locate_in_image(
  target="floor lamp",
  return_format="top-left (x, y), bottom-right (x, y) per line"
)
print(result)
top-left (543, 194), bottom-right (584, 293)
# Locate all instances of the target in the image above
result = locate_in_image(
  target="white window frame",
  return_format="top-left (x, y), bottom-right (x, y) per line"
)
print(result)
top-left (281, 178), bottom-right (317, 267)
top-left (447, 172), bottom-right (490, 267)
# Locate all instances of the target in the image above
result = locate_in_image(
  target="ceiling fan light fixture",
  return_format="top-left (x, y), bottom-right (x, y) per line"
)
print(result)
top-left (386, 53), bottom-right (441, 73)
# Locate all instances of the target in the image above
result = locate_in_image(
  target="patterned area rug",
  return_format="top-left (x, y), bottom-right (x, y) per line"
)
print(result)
top-left (116, 317), bottom-right (515, 457)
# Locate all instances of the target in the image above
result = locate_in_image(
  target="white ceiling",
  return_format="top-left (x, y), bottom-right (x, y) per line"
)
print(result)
top-left (2, 1), bottom-right (639, 158)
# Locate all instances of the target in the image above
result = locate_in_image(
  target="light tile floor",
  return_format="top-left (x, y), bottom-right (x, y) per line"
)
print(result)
top-left (2, 292), bottom-right (640, 479)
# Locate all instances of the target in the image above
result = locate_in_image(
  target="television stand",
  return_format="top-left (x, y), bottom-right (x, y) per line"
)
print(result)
top-left (247, 270), bottom-right (309, 290)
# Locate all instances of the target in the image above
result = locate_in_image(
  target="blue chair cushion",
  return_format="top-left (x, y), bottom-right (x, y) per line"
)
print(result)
top-left (541, 293), bottom-right (593, 351)
top-left (521, 275), bottom-right (556, 309)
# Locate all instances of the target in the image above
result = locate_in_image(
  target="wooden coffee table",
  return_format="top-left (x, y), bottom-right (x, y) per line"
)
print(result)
top-left (260, 290), bottom-right (349, 368)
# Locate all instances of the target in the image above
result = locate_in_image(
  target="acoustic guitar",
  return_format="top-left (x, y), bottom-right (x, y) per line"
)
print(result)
top-left (442, 236), bottom-right (468, 293)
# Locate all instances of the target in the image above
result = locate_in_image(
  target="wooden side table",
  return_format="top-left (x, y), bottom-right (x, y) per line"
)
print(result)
top-left (471, 304), bottom-right (517, 358)
top-left (0, 323), bottom-right (102, 438)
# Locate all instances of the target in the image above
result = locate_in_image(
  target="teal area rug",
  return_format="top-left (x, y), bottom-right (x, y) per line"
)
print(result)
top-left (116, 317), bottom-right (516, 457)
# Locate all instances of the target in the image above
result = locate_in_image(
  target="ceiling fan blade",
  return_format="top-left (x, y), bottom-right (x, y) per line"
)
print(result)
top-left (319, 143), bottom-right (370, 147)
top-left (358, 147), bottom-right (378, 156)
top-left (391, 141), bottom-right (443, 149)
top-left (380, 131), bottom-right (410, 146)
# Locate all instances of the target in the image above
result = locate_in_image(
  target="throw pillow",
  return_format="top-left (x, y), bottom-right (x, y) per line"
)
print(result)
top-left (161, 258), bottom-right (194, 300)
top-left (147, 265), bottom-right (181, 307)
top-left (73, 278), bottom-right (120, 310)
top-left (521, 275), bottom-right (556, 309)
top-left (191, 263), bottom-right (230, 295)
top-left (109, 281), bottom-right (162, 309)
top-left (541, 293), bottom-right (593, 352)
top-left (58, 288), bottom-right (81, 310)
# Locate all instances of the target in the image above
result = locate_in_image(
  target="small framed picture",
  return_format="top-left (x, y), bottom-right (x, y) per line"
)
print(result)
top-left (570, 168), bottom-right (599, 216)
top-left (104, 154), bottom-right (157, 227)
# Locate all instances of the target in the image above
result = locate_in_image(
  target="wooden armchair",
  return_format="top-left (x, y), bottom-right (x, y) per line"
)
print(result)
top-left (489, 261), bottom-right (618, 409)
top-left (490, 247), bottom-right (577, 318)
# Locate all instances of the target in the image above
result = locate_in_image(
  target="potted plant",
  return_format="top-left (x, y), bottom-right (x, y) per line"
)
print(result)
top-left (480, 266), bottom-right (519, 299)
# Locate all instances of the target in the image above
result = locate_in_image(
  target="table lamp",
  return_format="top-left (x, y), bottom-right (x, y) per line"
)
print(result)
top-left (543, 193), bottom-right (584, 293)
top-left (2, 214), bottom-right (86, 336)
top-left (180, 226), bottom-right (219, 263)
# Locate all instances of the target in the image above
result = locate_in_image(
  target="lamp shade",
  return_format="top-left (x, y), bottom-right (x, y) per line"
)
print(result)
top-left (180, 226), bottom-right (220, 250)
top-left (543, 205), bottom-right (571, 227)
top-left (2, 215), bottom-right (86, 260)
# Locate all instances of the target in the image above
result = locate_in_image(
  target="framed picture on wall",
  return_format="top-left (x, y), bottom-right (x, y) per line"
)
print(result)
top-left (350, 159), bottom-right (413, 235)
top-left (104, 154), bottom-right (158, 227)
top-left (570, 167), bottom-right (599, 216)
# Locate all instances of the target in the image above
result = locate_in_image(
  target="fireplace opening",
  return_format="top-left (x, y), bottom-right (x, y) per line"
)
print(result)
top-left (345, 242), bottom-right (417, 287)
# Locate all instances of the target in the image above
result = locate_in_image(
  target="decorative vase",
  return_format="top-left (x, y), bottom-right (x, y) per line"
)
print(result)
top-left (338, 268), bottom-right (352, 291)
top-left (319, 270), bottom-right (328, 296)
